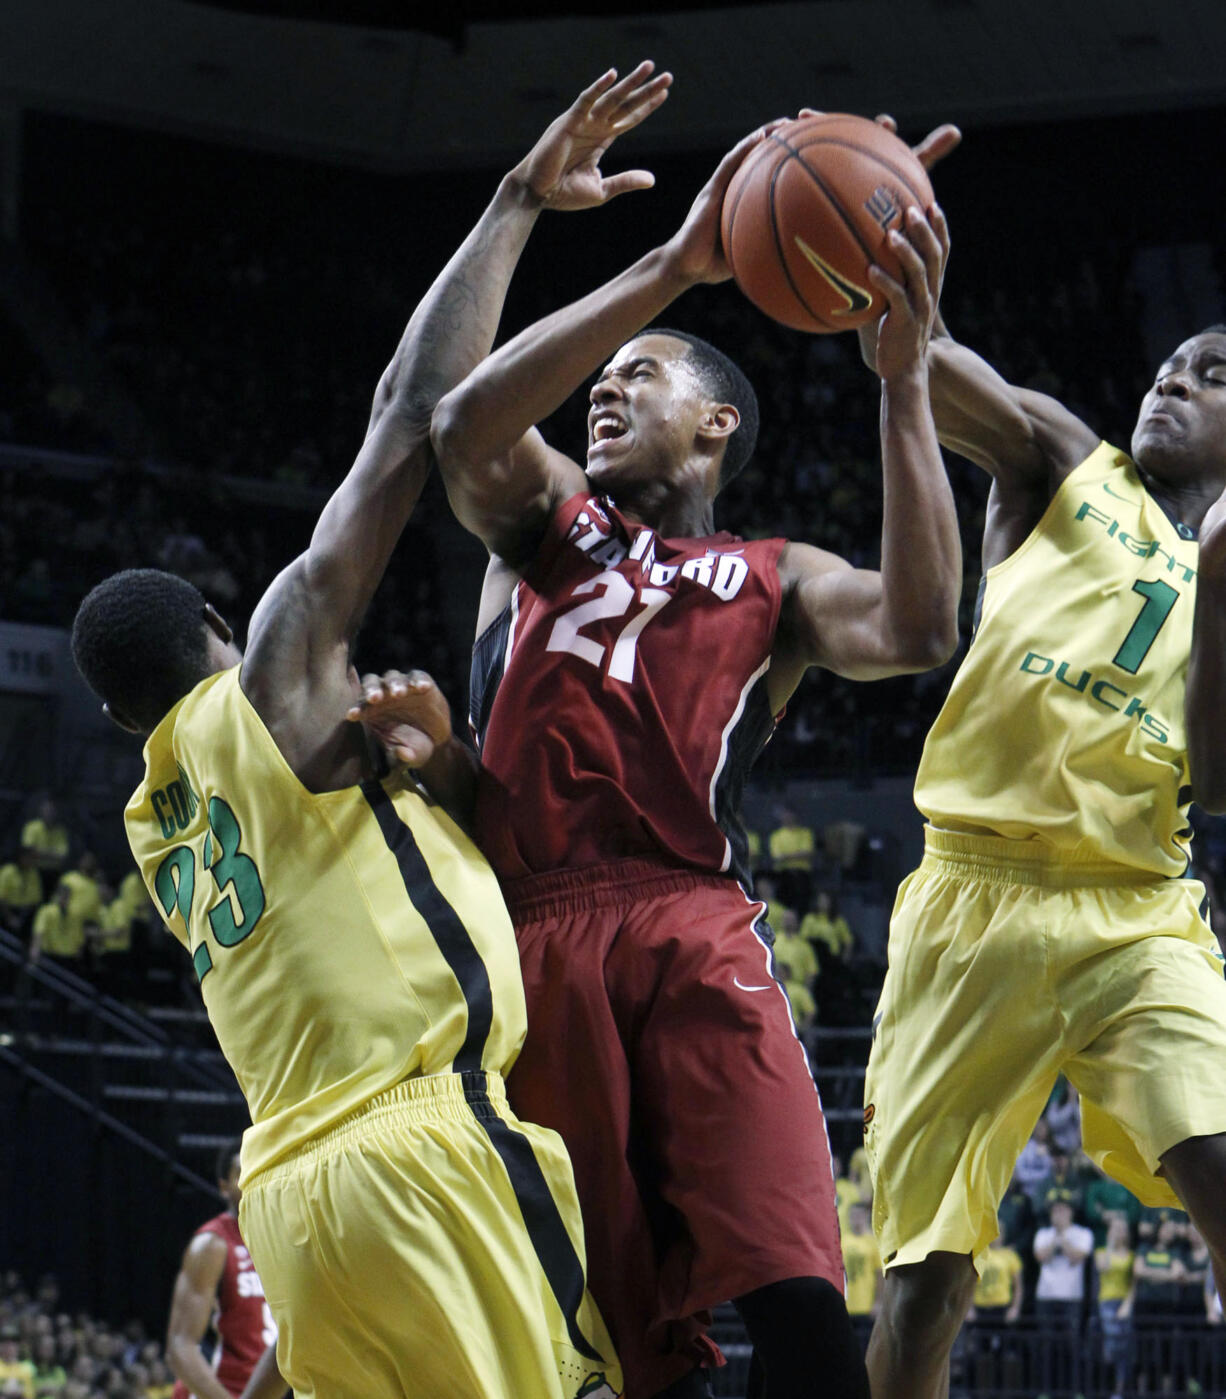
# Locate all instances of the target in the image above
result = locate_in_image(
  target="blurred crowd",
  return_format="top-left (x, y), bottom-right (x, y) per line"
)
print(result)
top-left (0, 114), bottom-right (1166, 784)
top-left (0, 1274), bottom-right (174, 1399)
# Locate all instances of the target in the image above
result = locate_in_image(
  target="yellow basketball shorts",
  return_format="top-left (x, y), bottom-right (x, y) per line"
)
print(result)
top-left (239, 1070), bottom-right (622, 1399)
top-left (864, 828), bottom-right (1226, 1274)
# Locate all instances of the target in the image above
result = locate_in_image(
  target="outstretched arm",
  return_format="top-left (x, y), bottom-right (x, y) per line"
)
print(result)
top-left (241, 66), bottom-right (669, 787)
top-left (770, 206), bottom-right (961, 705)
top-left (432, 121), bottom-right (785, 566)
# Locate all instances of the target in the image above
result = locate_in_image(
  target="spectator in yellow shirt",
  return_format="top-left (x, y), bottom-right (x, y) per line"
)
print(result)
top-left (768, 805), bottom-right (816, 911)
top-left (774, 950), bottom-right (816, 1044)
top-left (31, 884), bottom-right (85, 961)
top-left (801, 890), bottom-right (855, 960)
top-left (773, 907), bottom-right (818, 989)
top-left (842, 1202), bottom-right (882, 1318)
top-left (754, 873), bottom-right (792, 937)
top-left (1095, 1216), bottom-right (1135, 1397)
top-left (0, 1325), bottom-right (35, 1399)
top-left (831, 1155), bottom-right (861, 1231)
top-left (20, 798), bottom-right (70, 889)
top-left (970, 1234), bottom-right (1023, 1324)
top-left (0, 848), bottom-right (43, 933)
top-left (57, 852), bottom-right (104, 948)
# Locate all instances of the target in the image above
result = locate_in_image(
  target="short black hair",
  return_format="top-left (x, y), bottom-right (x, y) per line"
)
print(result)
top-left (642, 327), bottom-right (760, 487)
top-left (72, 569), bottom-right (213, 733)
top-left (216, 1137), bottom-right (242, 1181)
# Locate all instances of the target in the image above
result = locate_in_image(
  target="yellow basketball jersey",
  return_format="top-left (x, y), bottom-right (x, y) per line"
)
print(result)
top-left (916, 441), bottom-right (1196, 877)
top-left (125, 667), bottom-right (527, 1180)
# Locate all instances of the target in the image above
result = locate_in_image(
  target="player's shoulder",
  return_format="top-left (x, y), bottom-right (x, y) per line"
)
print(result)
top-left (195, 1211), bottom-right (239, 1245)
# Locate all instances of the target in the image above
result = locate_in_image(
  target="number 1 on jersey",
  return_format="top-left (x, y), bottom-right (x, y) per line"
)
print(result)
top-left (1113, 578), bottom-right (1179, 675)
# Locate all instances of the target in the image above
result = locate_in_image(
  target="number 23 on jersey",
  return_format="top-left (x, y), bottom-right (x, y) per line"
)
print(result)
top-left (155, 795), bottom-right (265, 981)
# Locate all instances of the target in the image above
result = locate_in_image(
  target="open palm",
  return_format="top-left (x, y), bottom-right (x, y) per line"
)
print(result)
top-left (514, 61), bottom-right (672, 212)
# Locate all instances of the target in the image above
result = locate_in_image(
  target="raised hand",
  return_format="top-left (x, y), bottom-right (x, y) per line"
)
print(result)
top-left (872, 113), bottom-right (961, 173)
top-left (346, 669), bottom-right (452, 768)
top-left (869, 203), bottom-right (950, 382)
top-left (664, 119), bottom-right (788, 285)
top-left (510, 61), bottom-right (672, 212)
top-left (794, 108), bottom-right (961, 174)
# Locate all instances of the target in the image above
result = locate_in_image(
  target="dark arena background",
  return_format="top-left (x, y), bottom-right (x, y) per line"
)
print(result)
top-left (2, 2), bottom-right (1226, 1396)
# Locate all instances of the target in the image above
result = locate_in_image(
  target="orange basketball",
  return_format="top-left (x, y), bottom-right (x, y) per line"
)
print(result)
top-left (720, 113), bottom-right (934, 333)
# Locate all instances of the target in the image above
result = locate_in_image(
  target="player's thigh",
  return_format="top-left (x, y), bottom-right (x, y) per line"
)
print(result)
top-left (1063, 886), bottom-right (1226, 1204)
top-left (242, 1103), bottom-right (617, 1399)
top-left (864, 866), bottom-right (1063, 1266)
top-left (615, 883), bottom-right (844, 1301)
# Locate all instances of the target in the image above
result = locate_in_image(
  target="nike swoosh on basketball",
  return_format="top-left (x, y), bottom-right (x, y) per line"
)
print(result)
top-left (793, 235), bottom-right (872, 315)
top-left (734, 975), bottom-right (773, 992)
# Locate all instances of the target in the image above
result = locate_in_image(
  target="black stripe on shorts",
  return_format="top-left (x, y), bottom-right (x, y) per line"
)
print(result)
top-left (361, 780), bottom-right (493, 1073)
top-left (462, 1070), bottom-right (605, 1364)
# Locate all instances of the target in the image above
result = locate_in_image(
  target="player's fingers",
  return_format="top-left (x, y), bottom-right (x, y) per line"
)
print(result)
top-left (867, 262), bottom-right (907, 314)
top-left (929, 201), bottom-right (951, 264)
top-left (403, 669), bottom-right (436, 690)
top-left (573, 68), bottom-right (619, 114)
top-left (798, 106), bottom-right (823, 119)
top-left (912, 123), bottom-right (961, 171)
top-left (885, 228), bottom-right (927, 306)
top-left (904, 205), bottom-right (943, 287)
top-left (590, 60), bottom-right (654, 117)
top-left (610, 80), bottom-right (672, 132)
top-left (393, 735), bottom-right (434, 768)
top-left (599, 170), bottom-right (656, 200)
top-left (874, 113), bottom-right (898, 132)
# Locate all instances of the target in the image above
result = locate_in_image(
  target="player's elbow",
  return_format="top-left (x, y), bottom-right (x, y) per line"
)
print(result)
top-left (890, 616), bottom-right (959, 673)
top-left (430, 385), bottom-right (479, 471)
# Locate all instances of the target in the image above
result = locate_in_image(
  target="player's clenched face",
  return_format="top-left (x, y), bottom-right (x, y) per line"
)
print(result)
top-left (586, 335), bottom-right (715, 488)
top-left (1132, 331), bottom-right (1226, 487)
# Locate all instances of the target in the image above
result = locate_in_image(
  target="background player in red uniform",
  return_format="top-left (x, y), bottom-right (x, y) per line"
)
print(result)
top-left (409, 112), bottom-right (961, 1399)
top-left (166, 1141), bottom-right (282, 1399)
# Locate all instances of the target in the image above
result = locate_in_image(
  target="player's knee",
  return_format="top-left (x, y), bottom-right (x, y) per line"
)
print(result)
top-left (882, 1255), bottom-right (975, 1348)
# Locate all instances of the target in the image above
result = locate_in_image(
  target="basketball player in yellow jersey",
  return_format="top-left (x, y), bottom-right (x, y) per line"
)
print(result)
top-left (857, 305), bottom-right (1226, 1399)
top-left (67, 65), bottom-right (681, 1399)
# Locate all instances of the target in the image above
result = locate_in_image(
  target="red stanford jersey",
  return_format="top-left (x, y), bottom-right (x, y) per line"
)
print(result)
top-left (173, 1211), bottom-right (274, 1399)
top-left (472, 493), bottom-right (784, 883)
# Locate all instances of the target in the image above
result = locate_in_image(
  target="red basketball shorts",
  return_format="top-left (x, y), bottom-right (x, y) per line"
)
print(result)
top-left (501, 857), bottom-right (843, 1399)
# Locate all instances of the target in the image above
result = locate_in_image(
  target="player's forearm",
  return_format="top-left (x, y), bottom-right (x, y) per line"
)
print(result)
top-left (368, 176), bottom-right (543, 438)
top-left (236, 1342), bottom-right (288, 1399)
top-left (167, 1340), bottom-right (233, 1399)
top-left (873, 367), bottom-right (961, 670)
top-left (432, 243), bottom-right (693, 470)
top-left (415, 736), bottom-right (480, 832)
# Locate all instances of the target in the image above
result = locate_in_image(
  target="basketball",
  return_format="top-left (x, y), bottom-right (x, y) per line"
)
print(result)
top-left (720, 113), bottom-right (934, 333)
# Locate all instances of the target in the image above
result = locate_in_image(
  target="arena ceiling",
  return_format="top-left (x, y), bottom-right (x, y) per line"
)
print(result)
top-left (3, 0), bottom-right (1225, 170)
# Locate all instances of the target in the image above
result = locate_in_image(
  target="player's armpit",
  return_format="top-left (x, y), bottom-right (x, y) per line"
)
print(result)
top-left (432, 423), bottom-right (585, 567)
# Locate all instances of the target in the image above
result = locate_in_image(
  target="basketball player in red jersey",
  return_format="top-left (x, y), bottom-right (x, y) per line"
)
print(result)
top-left (405, 110), bottom-right (961, 1399)
top-left (167, 1141), bottom-right (282, 1399)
